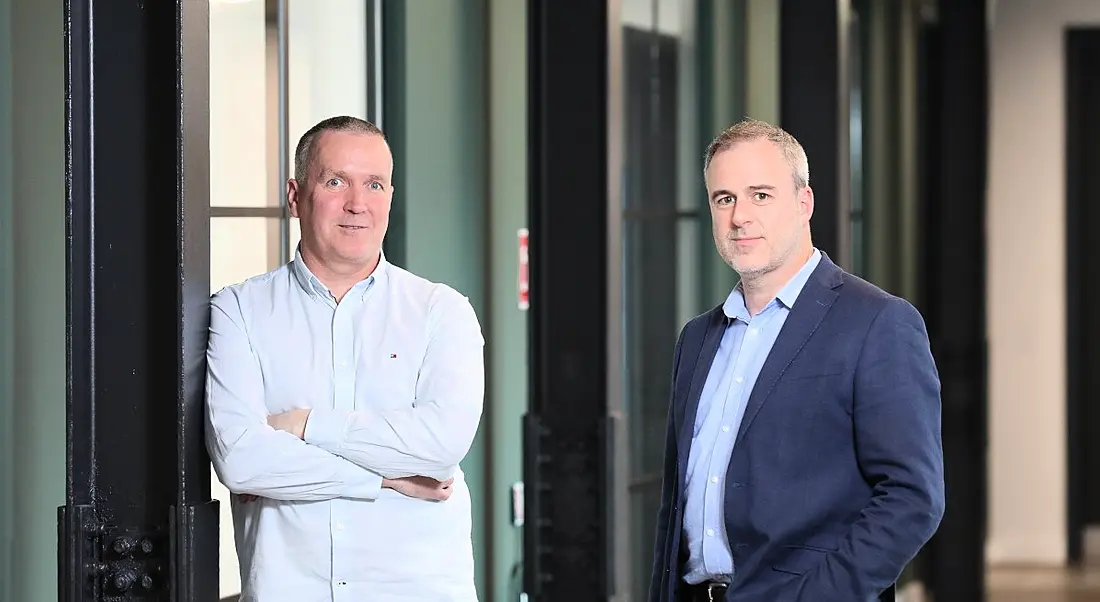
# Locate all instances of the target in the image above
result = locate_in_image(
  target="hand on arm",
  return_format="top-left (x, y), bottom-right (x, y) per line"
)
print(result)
top-left (299, 290), bottom-right (485, 481)
top-left (266, 408), bottom-right (456, 502)
top-left (783, 298), bottom-right (946, 601)
top-left (205, 292), bottom-right (383, 502)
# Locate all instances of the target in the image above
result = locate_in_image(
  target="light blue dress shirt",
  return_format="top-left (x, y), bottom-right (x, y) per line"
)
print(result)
top-left (682, 249), bottom-right (822, 585)
top-left (205, 249), bottom-right (485, 601)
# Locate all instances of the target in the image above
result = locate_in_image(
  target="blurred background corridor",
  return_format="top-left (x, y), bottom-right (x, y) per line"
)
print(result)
top-left (3, 0), bottom-right (1100, 600)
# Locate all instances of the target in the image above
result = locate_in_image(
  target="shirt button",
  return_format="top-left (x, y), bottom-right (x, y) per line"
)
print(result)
top-left (748, 328), bottom-right (757, 336)
top-left (721, 425), bottom-right (730, 432)
top-left (335, 523), bottom-right (345, 531)
top-left (336, 581), bottom-right (347, 587)
top-left (710, 476), bottom-right (719, 483)
top-left (340, 360), bottom-right (348, 367)
top-left (734, 376), bottom-right (743, 384)
top-left (706, 529), bottom-right (715, 537)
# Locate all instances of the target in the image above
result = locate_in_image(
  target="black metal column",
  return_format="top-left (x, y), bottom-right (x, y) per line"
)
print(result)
top-left (779, 0), bottom-right (846, 264)
top-left (523, 1), bottom-right (614, 601)
top-left (58, 1), bottom-right (217, 601)
top-left (918, 0), bottom-right (988, 599)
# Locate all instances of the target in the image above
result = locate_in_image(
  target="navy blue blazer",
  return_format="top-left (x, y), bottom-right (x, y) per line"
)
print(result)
top-left (648, 254), bottom-right (945, 602)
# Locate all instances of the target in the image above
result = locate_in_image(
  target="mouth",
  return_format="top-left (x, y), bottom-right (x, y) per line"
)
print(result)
top-left (339, 225), bottom-right (368, 231)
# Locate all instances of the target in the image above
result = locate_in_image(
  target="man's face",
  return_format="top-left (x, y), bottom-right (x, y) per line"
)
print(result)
top-left (705, 138), bottom-right (813, 279)
top-left (288, 130), bottom-right (394, 272)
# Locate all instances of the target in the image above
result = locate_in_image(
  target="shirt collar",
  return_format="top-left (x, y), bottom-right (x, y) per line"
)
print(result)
top-left (722, 248), bottom-right (822, 321)
top-left (291, 244), bottom-right (389, 302)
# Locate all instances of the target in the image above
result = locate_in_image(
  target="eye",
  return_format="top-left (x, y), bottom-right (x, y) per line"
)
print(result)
top-left (326, 177), bottom-right (344, 188)
top-left (715, 195), bottom-right (734, 206)
top-left (369, 181), bottom-right (384, 191)
top-left (753, 192), bottom-right (770, 202)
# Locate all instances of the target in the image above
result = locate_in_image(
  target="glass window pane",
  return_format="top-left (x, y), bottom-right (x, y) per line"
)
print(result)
top-left (288, 0), bottom-right (368, 162)
top-left (211, 217), bottom-right (283, 293)
top-left (210, 0), bottom-right (278, 207)
top-left (209, 215), bottom-right (283, 599)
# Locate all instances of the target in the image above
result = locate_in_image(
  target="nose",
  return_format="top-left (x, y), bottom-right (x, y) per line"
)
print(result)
top-left (730, 200), bottom-right (753, 229)
top-left (343, 184), bottom-right (368, 214)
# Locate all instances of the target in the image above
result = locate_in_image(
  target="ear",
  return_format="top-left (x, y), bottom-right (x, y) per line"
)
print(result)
top-left (798, 185), bottom-right (815, 223)
top-left (287, 179), bottom-right (302, 218)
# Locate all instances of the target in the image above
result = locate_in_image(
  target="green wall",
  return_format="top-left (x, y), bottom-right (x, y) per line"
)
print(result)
top-left (3, 0), bottom-right (67, 600)
top-left (0, 0), bottom-right (13, 596)
top-left (383, 1), bottom-right (494, 597)
top-left (385, 2), bottom-right (529, 599)
top-left (486, 0), bottom-right (528, 599)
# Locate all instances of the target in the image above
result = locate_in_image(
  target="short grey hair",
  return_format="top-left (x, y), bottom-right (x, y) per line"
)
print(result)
top-left (293, 116), bottom-right (386, 183)
top-left (703, 118), bottom-right (810, 190)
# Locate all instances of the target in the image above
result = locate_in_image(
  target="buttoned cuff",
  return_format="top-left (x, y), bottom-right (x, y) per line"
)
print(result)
top-left (303, 408), bottom-right (351, 452)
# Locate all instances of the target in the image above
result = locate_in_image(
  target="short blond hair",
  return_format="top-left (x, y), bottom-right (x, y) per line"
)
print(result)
top-left (703, 118), bottom-right (810, 190)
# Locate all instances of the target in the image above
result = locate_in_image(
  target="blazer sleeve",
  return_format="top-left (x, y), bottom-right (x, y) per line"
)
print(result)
top-left (781, 296), bottom-right (946, 601)
top-left (648, 323), bottom-right (688, 602)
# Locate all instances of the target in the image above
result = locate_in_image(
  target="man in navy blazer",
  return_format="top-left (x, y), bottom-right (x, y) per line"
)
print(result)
top-left (648, 119), bottom-right (945, 602)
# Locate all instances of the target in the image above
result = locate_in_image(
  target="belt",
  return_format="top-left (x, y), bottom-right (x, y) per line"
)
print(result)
top-left (681, 581), bottom-right (728, 602)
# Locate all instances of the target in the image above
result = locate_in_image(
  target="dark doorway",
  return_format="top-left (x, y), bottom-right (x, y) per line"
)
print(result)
top-left (1066, 27), bottom-right (1100, 566)
top-left (917, 0), bottom-right (988, 600)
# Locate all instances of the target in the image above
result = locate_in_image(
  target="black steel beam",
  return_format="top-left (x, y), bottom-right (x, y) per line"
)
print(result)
top-left (918, 0), bottom-right (988, 600)
top-left (1065, 27), bottom-right (1100, 567)
top-left (779, 0), bottom-right (844, 262)
top-left (524, 1), bottom-right (613, 601)
top-left (59, 1), bottom-right (217, 601)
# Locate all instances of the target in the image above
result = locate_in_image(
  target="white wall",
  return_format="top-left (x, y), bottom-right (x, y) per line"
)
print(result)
top-left (987, 0), bottom-right (1100, 566)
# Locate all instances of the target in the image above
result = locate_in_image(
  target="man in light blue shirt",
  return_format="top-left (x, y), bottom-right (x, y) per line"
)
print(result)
top-left (205, 116), bottom-right (485, 601)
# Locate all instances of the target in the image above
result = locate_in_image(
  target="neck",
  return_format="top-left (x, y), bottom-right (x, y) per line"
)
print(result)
top-left (740, 243), bottom-right (814, 315)
top-left (299, 244), bottom-right (380, 303)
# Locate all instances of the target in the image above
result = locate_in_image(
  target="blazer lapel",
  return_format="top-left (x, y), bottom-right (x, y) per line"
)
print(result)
top-left (677, 308), bottom-right (727, 461)
top-left (734, 264), bottom-right (841, 446)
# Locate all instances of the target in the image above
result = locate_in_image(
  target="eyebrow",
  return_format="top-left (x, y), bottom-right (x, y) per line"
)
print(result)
top-left (319, 169), bottom-right (388, 183)
top-left (710, 184), bottom-right (776, 201)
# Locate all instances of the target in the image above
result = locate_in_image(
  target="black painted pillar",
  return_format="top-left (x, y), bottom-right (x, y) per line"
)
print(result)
top-left (919, 0), bottom-right (988, 600)
top-left (58, 1), bottom-right (217, 601)
top-left (779, 0), bottom-right (847, 265)
top-left (523, 0), bottom-right (614, 601)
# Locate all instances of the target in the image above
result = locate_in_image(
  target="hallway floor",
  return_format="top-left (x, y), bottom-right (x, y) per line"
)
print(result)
top-left (988, 565), bottom-right (1100, 602)
top-left (900, 566), bottom-right (1100, 602)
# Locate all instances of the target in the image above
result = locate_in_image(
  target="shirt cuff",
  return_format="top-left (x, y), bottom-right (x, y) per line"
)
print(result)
top-left (303, 408), bottom-right (351, 452)
top-left (345, 470), bottom-right (384, 501)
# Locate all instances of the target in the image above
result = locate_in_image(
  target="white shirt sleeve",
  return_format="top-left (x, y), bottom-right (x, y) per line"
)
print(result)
top-left (205, 290), bottom-right (383, 501)
top-left (302, 289), bottom-right (485, 482)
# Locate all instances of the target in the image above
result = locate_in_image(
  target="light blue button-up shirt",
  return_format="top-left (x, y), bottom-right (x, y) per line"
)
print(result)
top-left (205, 249), bottom-right (485, 601)
top-left (682, 249), bottom-right (822, 585)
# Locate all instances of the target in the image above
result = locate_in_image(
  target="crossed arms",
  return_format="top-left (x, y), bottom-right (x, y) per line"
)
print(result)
top-left (204, 287), bottom-right (485, 502)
